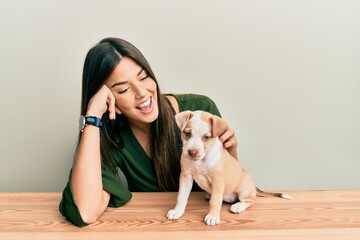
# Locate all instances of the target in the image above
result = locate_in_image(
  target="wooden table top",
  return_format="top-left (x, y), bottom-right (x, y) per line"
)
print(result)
top-left (0, 190), bottom-right (359, 239)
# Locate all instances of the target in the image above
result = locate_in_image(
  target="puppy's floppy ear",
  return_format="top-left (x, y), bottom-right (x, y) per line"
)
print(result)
top-left (210, 115), bottom-right (228, 137)
top-left (175, 111), bottom-right (193, 130)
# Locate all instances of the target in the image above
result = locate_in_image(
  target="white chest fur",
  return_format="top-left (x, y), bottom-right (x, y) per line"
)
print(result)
top-left (195, 138), bottom-right (222, 171)
top-left (183, 138), bottom-right (223, 193)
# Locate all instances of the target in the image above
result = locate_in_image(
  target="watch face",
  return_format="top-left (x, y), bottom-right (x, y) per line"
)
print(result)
top-left (79, 115), bottom-right (86, 132)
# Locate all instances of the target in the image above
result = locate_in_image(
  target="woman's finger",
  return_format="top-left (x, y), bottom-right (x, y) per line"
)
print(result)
top-left (223, 138), bottom-right (236, 149)
top-left (219, 128), bottom-right (234, 143)
top-left (107, 91), bottom-right (116, 120)
top-left (115, 106), bottom-right (122, 115)
top-left (223, 135), bottom-right (238, 159)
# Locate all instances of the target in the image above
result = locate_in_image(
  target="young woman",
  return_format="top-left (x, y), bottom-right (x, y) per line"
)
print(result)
top-left (59, 37), bottom-right (238, 227)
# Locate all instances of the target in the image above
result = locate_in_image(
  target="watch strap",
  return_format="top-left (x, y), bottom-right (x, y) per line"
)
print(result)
top-left (80, 115), bottom-right (102, 132)
top-left (85, 116), bottom-right (103, 128)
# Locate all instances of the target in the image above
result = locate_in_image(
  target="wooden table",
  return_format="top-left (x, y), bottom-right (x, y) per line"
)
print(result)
top-left (0, 190), bottom-right (359, 239)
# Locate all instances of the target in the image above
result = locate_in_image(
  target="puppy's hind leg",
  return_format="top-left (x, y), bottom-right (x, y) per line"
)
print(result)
top-left (230, 189), bottom-right (256, 214)
top-left (230, 201), bottom-right (253, 214)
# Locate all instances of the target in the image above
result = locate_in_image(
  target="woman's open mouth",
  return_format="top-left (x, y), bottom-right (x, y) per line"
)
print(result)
top-left (136, 96), bottom-right (153, 114)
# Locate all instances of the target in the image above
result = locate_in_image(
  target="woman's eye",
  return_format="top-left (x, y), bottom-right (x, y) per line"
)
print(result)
top-left (118, 88), bottom-right (129, 94)
top-left (140, 75), bottom-right (148, 81)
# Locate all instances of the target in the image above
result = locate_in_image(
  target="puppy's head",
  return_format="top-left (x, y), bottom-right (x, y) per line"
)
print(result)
top-left (175, 110), bottom-right (228, 161)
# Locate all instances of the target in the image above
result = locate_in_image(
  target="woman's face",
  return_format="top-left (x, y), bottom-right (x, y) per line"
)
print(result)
top-left (105, 57), bottom-right (159, 125)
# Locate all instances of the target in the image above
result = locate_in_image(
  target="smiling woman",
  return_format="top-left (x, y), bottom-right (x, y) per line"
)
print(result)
top-left (105, 57), bottom-right (159, 124)
top-left (59, 37), bottom-right (238, 227)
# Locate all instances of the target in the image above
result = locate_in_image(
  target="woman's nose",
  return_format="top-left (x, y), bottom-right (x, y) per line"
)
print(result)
top-left (133, 82), bottom-right (147, 99)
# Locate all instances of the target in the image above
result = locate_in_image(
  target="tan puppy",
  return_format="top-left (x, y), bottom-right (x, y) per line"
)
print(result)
top-left (167, 110), bottom-right (291, 226)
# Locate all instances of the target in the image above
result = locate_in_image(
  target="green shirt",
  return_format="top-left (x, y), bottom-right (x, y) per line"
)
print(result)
top-left (59, 94), bottom-right (221, 227)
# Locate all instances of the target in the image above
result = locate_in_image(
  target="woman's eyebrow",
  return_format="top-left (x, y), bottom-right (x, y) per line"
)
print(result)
top-left (111, 81), bottom-right (127, 88)
top-left (111, 68), bottom-right (144, 88)
top-left (137, 68), bottom-right (144, 76)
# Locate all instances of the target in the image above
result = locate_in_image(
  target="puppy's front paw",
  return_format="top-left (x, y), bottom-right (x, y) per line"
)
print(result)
top-left (167, 209), bottom-right (184, 220)
top-left (204, 213), bottom-right (220, 226)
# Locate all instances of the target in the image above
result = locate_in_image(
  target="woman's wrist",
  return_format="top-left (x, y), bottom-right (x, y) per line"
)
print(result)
top-left (80, 115), bottom-right (103, 132)
top-left (85, 110), bottom-right (103, 119)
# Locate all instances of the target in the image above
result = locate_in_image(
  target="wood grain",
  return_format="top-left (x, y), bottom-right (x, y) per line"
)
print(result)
top-left (0, 190), bottom-right (359, 239)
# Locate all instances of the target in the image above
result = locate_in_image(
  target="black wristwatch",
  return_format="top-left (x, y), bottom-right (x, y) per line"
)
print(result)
top-left (79, 115), bottom-right (103, 132)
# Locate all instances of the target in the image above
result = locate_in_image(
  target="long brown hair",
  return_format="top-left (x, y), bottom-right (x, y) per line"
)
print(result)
top-left (80, 37), bottom-right (181, 191)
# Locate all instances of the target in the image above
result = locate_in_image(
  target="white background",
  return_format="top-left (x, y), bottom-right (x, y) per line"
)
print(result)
top-left (1, 0), bottom-right (359, 191)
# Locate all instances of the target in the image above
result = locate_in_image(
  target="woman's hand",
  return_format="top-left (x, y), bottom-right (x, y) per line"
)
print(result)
top-left (86, 85), bottom-right (118, 120)
top-left (219, 127), bottom-right (238, 160)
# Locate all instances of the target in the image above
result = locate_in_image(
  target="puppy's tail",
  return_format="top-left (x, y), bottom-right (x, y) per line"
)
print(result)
top-left (256, 187), bottom-right (292, 200)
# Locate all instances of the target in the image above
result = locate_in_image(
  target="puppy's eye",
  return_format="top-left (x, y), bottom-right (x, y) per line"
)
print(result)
top-left (184, 131), bottom-right (191, 138)
top-left (203, 135), bottom-right (211, 141)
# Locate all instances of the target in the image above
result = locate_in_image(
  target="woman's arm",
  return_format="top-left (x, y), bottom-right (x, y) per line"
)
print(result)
top-left (71, 85), bottom-right (116, 223)
top-left (71, 125), bottom-right (110, 223)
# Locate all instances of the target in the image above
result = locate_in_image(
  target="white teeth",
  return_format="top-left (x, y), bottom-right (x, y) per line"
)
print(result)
top-left (138, 97), bottom-right (151, 108)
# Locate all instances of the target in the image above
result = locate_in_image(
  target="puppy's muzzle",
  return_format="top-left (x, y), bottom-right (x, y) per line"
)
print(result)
top-left (187, 149), bottom-right (199, 159)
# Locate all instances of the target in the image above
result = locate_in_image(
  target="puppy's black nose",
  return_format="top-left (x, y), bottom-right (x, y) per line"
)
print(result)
top-left (188, 150), bottom-right (198, 158)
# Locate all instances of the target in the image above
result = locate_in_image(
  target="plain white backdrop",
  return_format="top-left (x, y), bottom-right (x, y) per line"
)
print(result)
top-left (1, 0), bottom-right (359, 191)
